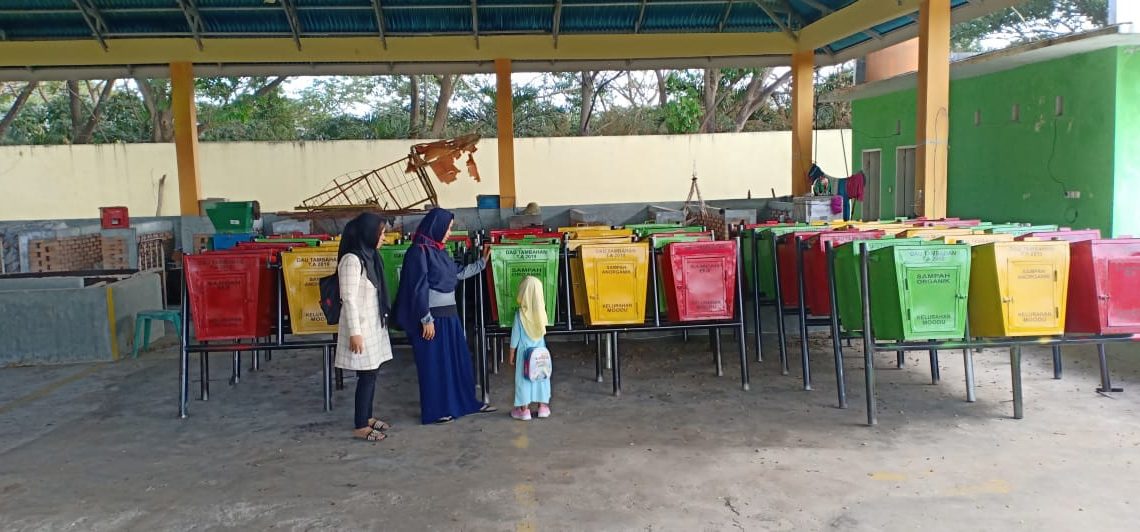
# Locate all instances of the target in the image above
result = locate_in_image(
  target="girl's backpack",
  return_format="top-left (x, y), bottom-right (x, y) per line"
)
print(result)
top-left (523, 347), bottom-right (552, 381)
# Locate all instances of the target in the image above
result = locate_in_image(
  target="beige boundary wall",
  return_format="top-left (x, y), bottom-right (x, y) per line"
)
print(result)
top-left (0, 130), bottom-right (851, 221)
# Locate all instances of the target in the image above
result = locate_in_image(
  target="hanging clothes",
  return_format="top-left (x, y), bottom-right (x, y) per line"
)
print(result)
top-left (847, 171), bottom-right (866, 201)
top-left (837, 179), bottom-right (851, 221)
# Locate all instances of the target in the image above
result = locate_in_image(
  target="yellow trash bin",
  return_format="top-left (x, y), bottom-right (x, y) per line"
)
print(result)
top-left (579, 242), bottom-right (650, 325)
top-left (280, 249), bottom-right (339, 335)
top-left (568, 236), bottom-right (634, 316)
top-left (570, 228), bottom-right (633, 240)
top-left (942, 233), bottom-right (1015, 246)
top-left (901, 228), bottom-right (978, 240)
top-left (968, 241), bottom-right (1071, 337)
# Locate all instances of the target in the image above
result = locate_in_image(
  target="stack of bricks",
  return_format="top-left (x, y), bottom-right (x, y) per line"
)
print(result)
top-left (28, 235), bottom-right (102, 272)
top-left (685, 210), bottom-right (728, 240)
top-left (101, 235), bottom-right (130, 269)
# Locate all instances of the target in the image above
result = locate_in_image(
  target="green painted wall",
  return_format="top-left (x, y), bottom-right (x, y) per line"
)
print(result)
top-left (851, 47), bottom-right (1122, 235)
top-left (851, 91), bottom-right (916, 220)
top-left (1115, 46), bottom-right (1140, 237)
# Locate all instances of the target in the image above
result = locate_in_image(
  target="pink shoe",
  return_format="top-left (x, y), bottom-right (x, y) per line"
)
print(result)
top-left (537, 404), bottom-right (551, 419)
top-left (511, 407), bottom-right (532, 421)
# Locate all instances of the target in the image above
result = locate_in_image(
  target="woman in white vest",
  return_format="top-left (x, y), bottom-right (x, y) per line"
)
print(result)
top-left (335, 213), bottom-right (394, 441)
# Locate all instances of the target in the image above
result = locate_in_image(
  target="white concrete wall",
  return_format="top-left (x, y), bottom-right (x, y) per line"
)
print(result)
top-left (0, 130), bottom-right (852, 220)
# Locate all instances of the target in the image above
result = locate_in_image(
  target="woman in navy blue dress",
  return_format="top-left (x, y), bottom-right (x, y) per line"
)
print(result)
top-left (393, 208), bottom-right (496, 424)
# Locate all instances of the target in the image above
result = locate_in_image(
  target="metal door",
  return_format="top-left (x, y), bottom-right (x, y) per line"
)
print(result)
top-left (1006, 260), bottom-right (1059, 333)
top-left (896, 147), bottom-right (916, 218)
top-left (1105, 258), bottom-right (1140, 329)
top-left (861, 150), bottom-right (881, 220)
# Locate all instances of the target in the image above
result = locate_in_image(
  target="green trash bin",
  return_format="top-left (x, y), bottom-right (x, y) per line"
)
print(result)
top-left (378, 243), bottom-right (412, 306)
top-left (741, 224), bottom-right (798, 294)
top-left (206, 201), bottom-right (258, 234)
top-left (626, 223), bottom-right (705, 239)
top-left (753, 225), bottom-right (824, 300)
top-left (987, 224), bottom-right (1059, 236)
top-left (833, 238), bottom-right (926, 332)
top-left (490, 244), bottom-right (561, 328)
top-left (867, 244), bottom-right (971, 341)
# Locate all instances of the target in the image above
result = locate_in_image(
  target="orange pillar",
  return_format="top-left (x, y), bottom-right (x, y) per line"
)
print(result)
top-left (915, 0), bottom-right (950, 218)
top-left (790, 50), bottom-right (814, 197)
top-left (494, 58), bottom-right (517, 209)
top-left (171, 62), bottom-right (202, 216)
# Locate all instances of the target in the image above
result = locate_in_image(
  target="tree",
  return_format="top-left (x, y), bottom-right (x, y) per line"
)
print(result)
top-left (135, 79), bottom-right (174, 142)
top-left (952, 0), bottom-right (1107, 51)
top-left (430, 75), bottom-right (457, 137)
top-left (0, 82), bottom-right (37, 139)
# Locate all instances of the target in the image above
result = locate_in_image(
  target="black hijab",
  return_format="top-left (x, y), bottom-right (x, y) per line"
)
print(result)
top-left (338, 213), bottom-right (391, 323)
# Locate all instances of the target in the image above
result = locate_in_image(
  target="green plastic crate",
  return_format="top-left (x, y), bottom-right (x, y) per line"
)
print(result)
top-left (206, 201), bottom-right (257, 234)
top-left (490, 244), bottom-right (561, 328)
top-left (833, 238), bottom-right (926, 332)
top-left (867, 244), bottom-right (971, 341)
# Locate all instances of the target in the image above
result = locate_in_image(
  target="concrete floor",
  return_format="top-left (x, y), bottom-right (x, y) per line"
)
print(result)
top-left (2, 332), bottom-right (1140, 531)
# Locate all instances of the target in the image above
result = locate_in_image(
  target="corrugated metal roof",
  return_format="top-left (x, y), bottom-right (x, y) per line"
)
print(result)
top-left (0, 0), bottom-right (977, 55)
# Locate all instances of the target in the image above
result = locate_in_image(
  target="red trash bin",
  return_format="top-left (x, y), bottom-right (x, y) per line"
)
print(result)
top-left (1066, 238), bottom-right (1140, 334)
top-left (184, 250), bottom-right (277, 341)
top-left (662, 240), bottom-right (738, 322)
top-left (776, 230), bottom-right (881, 309)
top-left (1015, 229), bottom-right (1101, 242)
top-left (804, 230), bottom-right (885, 315)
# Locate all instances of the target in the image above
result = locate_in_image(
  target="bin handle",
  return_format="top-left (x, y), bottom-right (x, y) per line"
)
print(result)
top-left (1001, 296), bottom-right (1012, 303)
top-left (1098, 294), bottom-right (1110, 300)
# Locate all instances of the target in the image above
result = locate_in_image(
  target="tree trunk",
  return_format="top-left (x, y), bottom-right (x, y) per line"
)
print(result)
top-left (430, 75), bottom-right (456, 138)
top-left (254, 76), bottom-right (288, 98)
top-left (67, 80), bottom-right (82, 142)
top-left (732, 70), bottom-right (793, 132)
top-left (655, 70), bottom-right (668, 108)
top-left (409, 75), bottom-right (421, 139)
top-left (135, 78), bottom-right (175, 142)
top-left (74, 79), bottom-right (118, 144)
top-left (0, 81), bottom-right (38, 139)
top-left (579, 71), bottom-right (598, 136)
top-left (699, 69), bottom-right (721, 133)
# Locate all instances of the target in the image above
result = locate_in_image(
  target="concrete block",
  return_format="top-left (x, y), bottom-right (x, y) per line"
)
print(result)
top-left (0, 272), bottom-right (164, 366)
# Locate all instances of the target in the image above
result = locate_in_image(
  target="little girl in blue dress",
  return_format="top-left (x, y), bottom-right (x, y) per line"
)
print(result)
top-left (509, 276), bottom-right (551, 421)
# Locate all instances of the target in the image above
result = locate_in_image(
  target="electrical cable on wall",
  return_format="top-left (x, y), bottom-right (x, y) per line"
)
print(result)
top-left (1048, 117), bottom-right (1079, 225)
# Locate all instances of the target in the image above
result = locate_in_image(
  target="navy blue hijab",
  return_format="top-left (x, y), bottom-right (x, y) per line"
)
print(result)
top-left (338, 213), bottom-right (391, 324)
top-left (392, 208), bottom-right (458, 330)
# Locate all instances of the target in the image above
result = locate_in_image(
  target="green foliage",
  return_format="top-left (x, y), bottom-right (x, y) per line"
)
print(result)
top-left (952, 0), bottom-right (1107, 51)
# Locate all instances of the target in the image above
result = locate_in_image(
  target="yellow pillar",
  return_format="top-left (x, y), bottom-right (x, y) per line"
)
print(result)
top-left (171, 62), bottom-right (202, 216)
top-left (790, 50), bottom-right (814, 197)
top-left (915, 0), bottom-right (951, 218)
top-left (494, 58), bottom-right (517, 209)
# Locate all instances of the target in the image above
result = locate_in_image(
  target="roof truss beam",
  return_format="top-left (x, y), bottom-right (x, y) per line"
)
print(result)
top-left (175, 0), bottom-right (205, 51)
top-left (277, 0), bottom-right (303, 51)
top-left (471, 0), bottom-right (480, 48)
top-left (717, 0), bottom-right (735, 32)
top-left (553, 0), bottom-right (563, 46)
top-left (369, 0), bottom-right (388, 50)
top-left (752, 1), bottom-right (797, 42)
top-left (71, 0), bottom-right (109, 51)
top-left (635, 0), bottom-right (648, 33)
